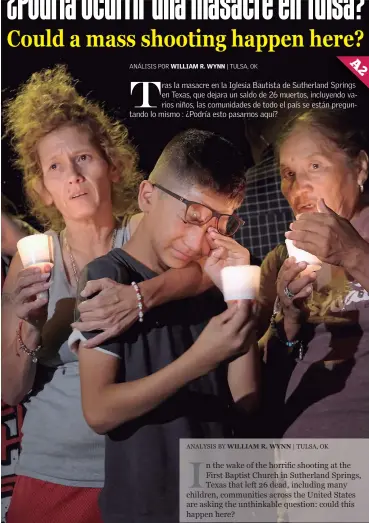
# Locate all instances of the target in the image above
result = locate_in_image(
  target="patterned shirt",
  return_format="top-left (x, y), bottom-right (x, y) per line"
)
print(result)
top-left (234, 146), bottom-right (294, 264)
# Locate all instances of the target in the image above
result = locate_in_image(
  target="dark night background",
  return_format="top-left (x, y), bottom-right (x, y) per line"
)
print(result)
top-left (2, 0), bottom-right (369, 226)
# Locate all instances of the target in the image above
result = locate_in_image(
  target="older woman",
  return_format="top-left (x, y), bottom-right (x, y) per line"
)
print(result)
top-left (259, 109), bottom-right (369, 438)
top-left (2, 66), bottom-right (253, 523)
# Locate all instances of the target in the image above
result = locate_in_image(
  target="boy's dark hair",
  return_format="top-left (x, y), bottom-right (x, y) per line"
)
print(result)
top-left (151, 129), bottom-right (246, 205)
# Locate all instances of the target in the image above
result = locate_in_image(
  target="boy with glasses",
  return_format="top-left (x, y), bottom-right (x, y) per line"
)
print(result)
top-left (72, 129), bottom-right (259, 523)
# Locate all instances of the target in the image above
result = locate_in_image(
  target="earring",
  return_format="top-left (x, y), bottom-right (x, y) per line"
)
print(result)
top-left (359, 183), bottom-right (364, 193)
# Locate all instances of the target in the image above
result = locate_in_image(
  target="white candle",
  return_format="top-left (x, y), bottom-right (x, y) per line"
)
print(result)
top-left (220, 265), bottom-right (261, 301)
top-left (285, 239), bottom-right (322, 272)
top-left (17, 234), bottom-right (54, 300)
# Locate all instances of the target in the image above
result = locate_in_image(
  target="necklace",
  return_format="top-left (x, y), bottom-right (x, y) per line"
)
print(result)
top-left (64, 228), bottom-right (118, 285)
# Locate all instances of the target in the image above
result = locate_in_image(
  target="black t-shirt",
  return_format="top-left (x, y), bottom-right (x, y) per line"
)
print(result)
top-left (80, 249), bottom-right (235, 523)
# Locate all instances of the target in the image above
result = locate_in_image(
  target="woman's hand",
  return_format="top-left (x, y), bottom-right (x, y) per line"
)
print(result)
top-left (190, 300), bottom-right (257, 371)
top-left (204, 227), bottom-right (250, 290)
top-left (276, 257), bottom-right (316, 325)
top-left (11, 265), bottom-right (51, 329)
top-left (285, 199), bottom-right (367, 270)
top-left (72, 278), bottom-right (139, 348)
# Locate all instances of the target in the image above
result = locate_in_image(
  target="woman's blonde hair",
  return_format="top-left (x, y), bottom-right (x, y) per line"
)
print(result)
top-left (3, 65), bottom-right (141, 231)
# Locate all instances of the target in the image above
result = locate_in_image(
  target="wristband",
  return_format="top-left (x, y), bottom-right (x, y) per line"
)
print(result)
top-left (16, 321), bottom-right (41, 363)
top-left (131, 281), bottom-right (144, 323)
top-left (270, 299), bottom-right (306, 360)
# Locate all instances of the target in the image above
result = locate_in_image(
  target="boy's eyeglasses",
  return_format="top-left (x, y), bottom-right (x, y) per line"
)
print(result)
top-left (153, 183), bottom-right (244, 237)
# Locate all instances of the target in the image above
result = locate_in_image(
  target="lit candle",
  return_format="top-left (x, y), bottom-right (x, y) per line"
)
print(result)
top-left (220, 265), bottom-right (261, 301)
top-left (17, 234), bottom-right (54, 299)
top-left (285, 239), bottom-right (322, 272)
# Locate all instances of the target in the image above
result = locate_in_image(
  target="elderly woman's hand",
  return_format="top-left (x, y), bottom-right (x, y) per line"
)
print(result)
top-left (276, 258), bottom-right (316, 326)
top-left (285, 199), bottom-right (368, 270)
top-left (72, 278), bottom-right (139, 348)
top-left (11, 266), bottom-right (51, 329)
